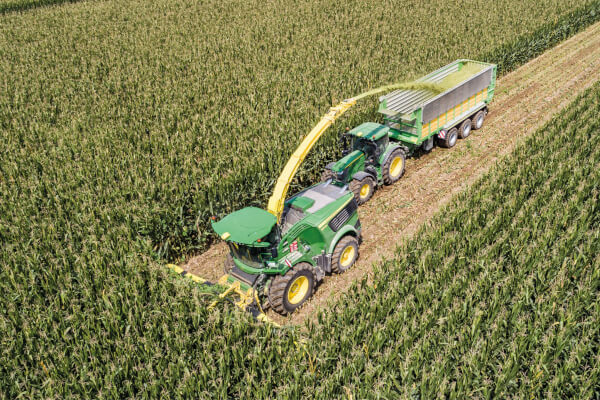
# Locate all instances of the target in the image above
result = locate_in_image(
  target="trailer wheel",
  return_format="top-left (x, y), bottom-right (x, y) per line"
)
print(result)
top-left (472, 111), bottom-right (485, 130)
top-left (331, 235), bottom-right (359, 274)
top-left (458, 119), bottom-right (472, 139)
top-left (439, 127), bottom-right (458, 148)
top-left (349, 175), bottom-right (375, 205)
top-left (268, 263), bottom-right (315, 315)
top-left (382, 148), bottom-right (406, 185)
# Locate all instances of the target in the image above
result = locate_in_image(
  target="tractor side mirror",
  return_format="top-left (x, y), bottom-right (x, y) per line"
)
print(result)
top-left (270, 247), bottom-right (278, 258)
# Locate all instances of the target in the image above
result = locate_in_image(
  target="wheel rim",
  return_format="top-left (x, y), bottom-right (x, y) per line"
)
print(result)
top-left (287, 275), bottom-right (309, 305)
top-left (390, 156), bottom-right (404, 178)
top-left (449, 132), bottom-right (457, 147)
top-left (359, 182), bottom-right (371, 199)
top-left (463, 124), bottom-right (471, 137)
top-left (477, 115), bottom-right (484, 129)
top-left (340, 245), bottom-right (355, 268)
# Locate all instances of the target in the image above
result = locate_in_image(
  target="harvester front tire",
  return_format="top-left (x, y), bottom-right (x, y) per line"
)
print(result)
top-left (382, 149), bottom-right (406, 185)
top-left (472, 110), bottom-right (485, 130)
top-left (439, 127), bottom-right (458, 148)
top-left (268, 263), bottom-right (315, 315)
top-left (331, 236), bottom-right (359, 274)
top-left (458, 119), bottom-right (472, 139)
top-left (350, 176), bottom-right (375, 205)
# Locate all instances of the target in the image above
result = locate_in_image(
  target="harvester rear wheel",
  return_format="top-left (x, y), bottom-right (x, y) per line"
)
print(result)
top-left (472, 110), bottom-right (485, 130)
top-left (458, 119), bottom-right (472, 139)
top-left (382, 148), bottom-right (406, 185)
top-left (331, 235), bottom-right (359, 274)
top-left (268, 263), bottom-right (315, 315)
top-left (350, 176), bottom-right (375, 205)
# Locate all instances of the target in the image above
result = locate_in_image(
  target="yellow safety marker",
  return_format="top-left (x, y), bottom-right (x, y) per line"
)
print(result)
top-left (267, 82), bottom-right (420, 221)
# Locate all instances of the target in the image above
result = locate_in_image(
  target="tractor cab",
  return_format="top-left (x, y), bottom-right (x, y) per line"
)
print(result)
top-left (348, 122), bottom-right (390, 164)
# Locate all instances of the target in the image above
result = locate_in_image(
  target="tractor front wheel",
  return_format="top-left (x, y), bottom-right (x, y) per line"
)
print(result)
top-left (331, 236), bottom-right (359, 274)
top-left (382, 149), bottom-right (406, 185)
top-left (268, 263), bottom-right (316, 315)
top-left (350, 175), bottom-right (375, 205)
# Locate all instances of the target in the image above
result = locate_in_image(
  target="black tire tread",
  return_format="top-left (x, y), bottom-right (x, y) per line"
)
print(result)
top-left (439, 127), bottom-right (458, 148)
top-left (382, 148), bottom-right (406, 185)
top-left (331, 236), bottom-right (359, 274)
top-left (349, 176), bottom-right (375, 205)
top-left (458, 119), bottom-right (472, 139)
top-left (472, 110), bottom-right (485, 130)
top-left (321, 169), bottom-right (335, 182)
top-left (268, 263), bottom-right (315, 315)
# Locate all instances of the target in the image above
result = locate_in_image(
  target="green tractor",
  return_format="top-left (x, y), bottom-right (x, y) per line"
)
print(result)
top-left (321, 122), bottom-right (408, 204)
top-left (211, 181), bottom-right (361, 315)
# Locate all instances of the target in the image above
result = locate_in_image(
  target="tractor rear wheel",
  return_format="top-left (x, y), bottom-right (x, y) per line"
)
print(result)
top-left (382, 148), bottom-right (406, 185)
top-left (458, 119), bottom-right (472, 139)
top-left (472, 110), bottom-right (485, 130)
top-left (349, 175), bottom-right (375, 205)
top-left (439, 127), bottom-right (458, 148)
top-left (331, 235), bottom-right (359, 274)
top-left (268, 263), bottom-right (315, 315)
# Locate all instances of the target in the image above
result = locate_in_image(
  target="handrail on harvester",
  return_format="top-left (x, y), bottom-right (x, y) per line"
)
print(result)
top-left (266, 83), bottom-right (414, 220)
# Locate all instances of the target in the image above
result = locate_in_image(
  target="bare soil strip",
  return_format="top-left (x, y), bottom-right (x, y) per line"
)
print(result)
top-left (185, 21), bottom-right (600, 326)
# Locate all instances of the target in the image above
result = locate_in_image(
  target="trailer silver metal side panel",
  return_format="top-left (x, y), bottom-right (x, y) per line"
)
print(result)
top-left (379, 60), bottom-right (495, 124)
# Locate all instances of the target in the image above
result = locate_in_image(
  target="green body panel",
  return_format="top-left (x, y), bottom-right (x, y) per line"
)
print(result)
top-left (327, 224), bottom-right (360, 254)
top-left (331, 150), bottom-right (366, 183)
top-left (213, 182), bottom-right (361, 287)
top-left (349, 122), bottom-right (389, 140)
top-left (211, 206), bottom-right (276, 245)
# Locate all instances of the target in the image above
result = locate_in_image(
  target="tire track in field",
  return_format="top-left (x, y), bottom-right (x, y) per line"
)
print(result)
top-left (185, 21), bottom-right (600, 326)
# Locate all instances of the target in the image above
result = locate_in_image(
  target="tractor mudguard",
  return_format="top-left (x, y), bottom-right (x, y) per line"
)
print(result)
top-left (327, 225), bottom-right (360, 254)
top-left (352, 170), bottom-right (377, 182)
top-left (378, 144), bottom-right (404, 166)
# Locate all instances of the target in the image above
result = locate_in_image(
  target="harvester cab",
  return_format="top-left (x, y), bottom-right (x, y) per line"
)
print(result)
top-left (322, 122), bottom-right (408, 205)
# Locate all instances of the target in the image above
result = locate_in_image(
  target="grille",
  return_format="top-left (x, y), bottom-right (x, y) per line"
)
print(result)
top-left (329, 200), bottom-right (358, 232)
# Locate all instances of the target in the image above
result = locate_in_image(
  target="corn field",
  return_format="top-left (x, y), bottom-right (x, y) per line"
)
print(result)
top-left (1, 0), bottom-right (600, 398)
top-left (3, 74), bottom-right (599, 400)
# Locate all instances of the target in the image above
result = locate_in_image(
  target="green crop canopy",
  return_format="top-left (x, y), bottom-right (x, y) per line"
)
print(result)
top-left (211, 207), bottom-right (277, 245)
